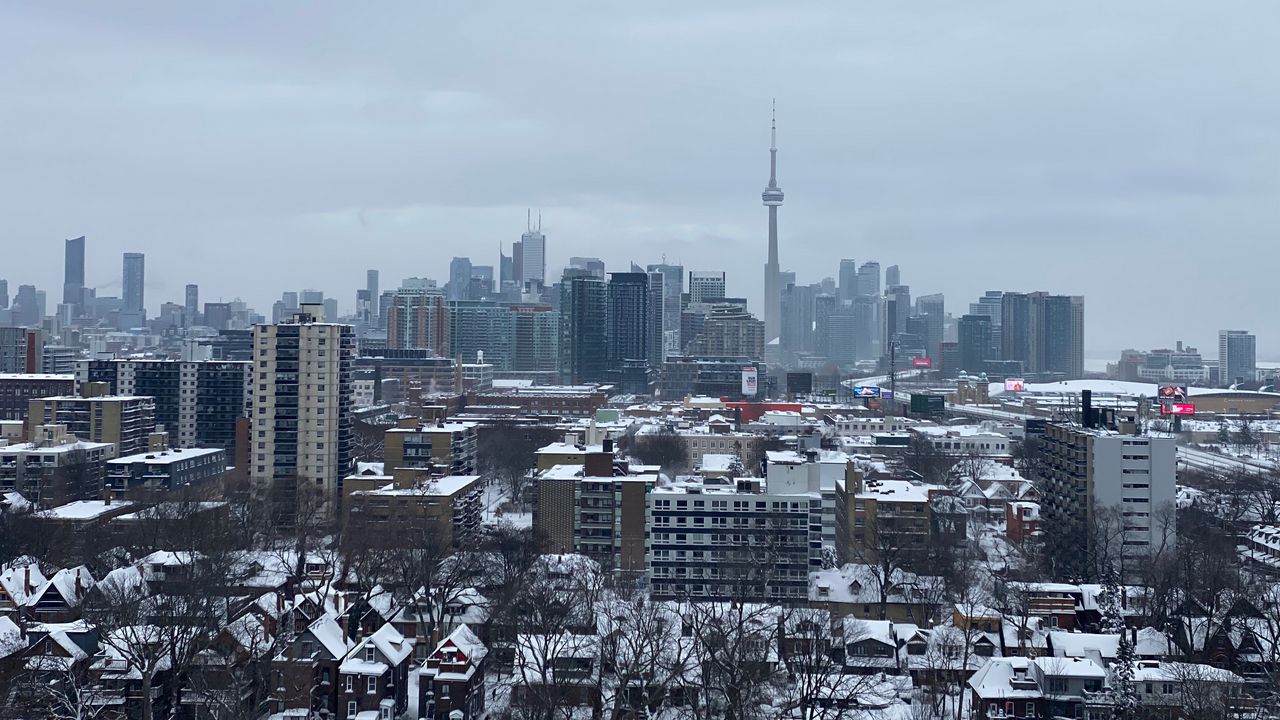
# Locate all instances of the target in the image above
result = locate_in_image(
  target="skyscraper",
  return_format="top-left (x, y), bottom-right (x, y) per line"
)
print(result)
top-left (916, 293), bottom-right (945, 359)
top-left (448, 301), bottom-right (514, 368)
top-left (957, 314), bottom-right (993, 374)
top-left (511, 304), bottom-right (559, 374)
top-left (63, 236), bottom-right (85, 311)
top-left (762, 103), bottom-right (785, 342)
top-left (856, 262), bottom-right (880, 298)
top-left (0, 279), bottom-right (8, 309)
top-left (838, 259), bottom-right (858, 302)
top-left (885, 265), bottom-right (901, 288)
top-left (520, 211), bottom-right (547, 285)
top-left (606, 272), bottom-right (650, 375)
top-left (184, 284), bottom-right (199, 326)
top-left (366, 270), bottom-right (379, 320)
top-left (1219, 330), bottom-right (1257, 387)
top-left (250, 305), bottom-right (355, 521)
top-left (646, 263), bottom-right (684, 356)
top-left (121, 252), bottom-right (146, 328)
top-left (560, 270), bottom-right (607, 384)
top-left (646, 271), bottom-right (666, 367)
top-left (1000, 292), bottom-right (1085, 379)
top-left (448, 257), bottom-right (473, 301)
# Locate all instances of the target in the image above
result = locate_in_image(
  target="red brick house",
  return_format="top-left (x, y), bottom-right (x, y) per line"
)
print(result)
top-left (417, 624), bottom-right (488, 720)
top-left (337, 623), bottom-right (415, 720)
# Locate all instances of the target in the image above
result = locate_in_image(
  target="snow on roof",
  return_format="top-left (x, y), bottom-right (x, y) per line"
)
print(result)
top-left (107, 447), bottom-right (223, 465)
top-left (0, 616), bottom-right (22, 659)
top-left (369, 622), bottom-right (415, 666)
top-left (354, 475), bottom-right (482, 497)
top-left (1048, 631), bottom-right (1119, 659)
top-left (1131, 660), bottom-right (1245, 684)
top-left (0, 492), bottom-right (31, 513)
top-left (967, 657), bottom-right (1041, 699)
top-left (0, 373), bottom-right (75, 381)
top-left (38, 500), bottom-right (134, 520)
top-left (308, 616), bottom-right (355, 660)
top-left (700, 453), bottom-right (739, 472)
top-left (536, 442), bottom-right (586, 455)
top-left (856, 479), bottom-right (937, 503)
top-left (0, 562), bottom-right (46, 604)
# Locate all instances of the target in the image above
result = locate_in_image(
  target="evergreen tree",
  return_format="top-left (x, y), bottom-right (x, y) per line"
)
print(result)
top-left (1217, 420), bottom-right (1232, 447)
top-left (1097, 567), bottom-right (1138, 718)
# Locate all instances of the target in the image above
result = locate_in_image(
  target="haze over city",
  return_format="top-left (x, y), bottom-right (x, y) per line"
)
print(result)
top-left (5, 2), bottom-right (1279, 357)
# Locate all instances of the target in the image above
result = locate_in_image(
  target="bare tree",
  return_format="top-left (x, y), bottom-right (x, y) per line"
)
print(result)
top-left (632, 428), bottom-right (691, 477)
top-left (480, 421), bottom-right (562, 510)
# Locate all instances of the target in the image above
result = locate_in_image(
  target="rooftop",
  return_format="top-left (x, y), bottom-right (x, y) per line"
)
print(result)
top-left (0, 373), bottom-right (76, 382)
top-left (39, 500), bottom-right (135, 521)
top-left (107, 447), bottom-right (224, 465)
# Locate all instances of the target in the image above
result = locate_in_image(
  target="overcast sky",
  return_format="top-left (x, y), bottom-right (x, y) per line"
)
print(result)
top-left (3, 2), bottom-right (1277, 359)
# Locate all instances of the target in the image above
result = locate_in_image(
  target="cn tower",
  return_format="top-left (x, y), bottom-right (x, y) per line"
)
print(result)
top-left (762, 100), bottom-right (784, 342)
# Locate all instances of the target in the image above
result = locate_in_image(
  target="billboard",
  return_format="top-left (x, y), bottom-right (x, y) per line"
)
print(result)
top-left (741, 366), bottom-right (758, 397)
top-left (911, 394), bottom-right (946, 414)
top-left (1157, 384), bottom-right (1189, 402)
top-left (1004, 378), bottom-right (1027, 392)
top-left (911, 357), bottom-right (933, 369)
top-left (850, 385), bottom-right (882, 398)
top-left (1161, 402), bottom-right (1195, 416)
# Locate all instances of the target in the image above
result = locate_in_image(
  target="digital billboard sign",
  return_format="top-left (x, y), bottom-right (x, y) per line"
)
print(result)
top-left (1004, 378), bottom-right (1026, 392)
top-left (851, 386), bottom-right (882, 398)
top-left (1161, 403), bottom-right (1196, 415)
top-left (741, 367), bottom-right (758, 396)
top-left (1157, 384), bottom-right (1189, 402)
top-left (911, 357), bottom-right (933, 369)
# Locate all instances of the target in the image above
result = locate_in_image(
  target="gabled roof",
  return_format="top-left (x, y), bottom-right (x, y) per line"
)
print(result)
top-left (27, 566), bottom-right (94, 609)
top-left (0, 562), bottom-right (46, 605)
top-left (307, 616), bottom-right (354, 661)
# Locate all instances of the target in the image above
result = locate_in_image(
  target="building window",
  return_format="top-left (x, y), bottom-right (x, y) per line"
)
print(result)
top-left (345, 676), bottom-right (353, 692)
top-left (348, 701), bottom-right (357, 717)
top-left (440, 683), bottom-right (450, 699)
top-left (367, 676), bottom-right (377, 693)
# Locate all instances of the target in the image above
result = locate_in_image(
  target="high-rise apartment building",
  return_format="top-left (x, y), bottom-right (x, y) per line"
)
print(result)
top-left (77, 359), bottom-right (250, 452)
top-left (646, 271), bottom-right (666, 367)
top-left (510, 304), bottom-right (559, 375)
top-left (1000, 292), bottom-right (1085, 379)
top-left (646, 263), bottom-right (684, 355)
top-left (606, 272), bottom-right (650, 375)
top-left (386, 288), bottom-right (449, 355)
top-left (957, 315), bottom-right (993, 374)
top-left (687, 304), bottom-right (765, 359)
top-left (447, 301), bottom-right (513, 368)
top-left (688, 271), bottom-right (727, 305)
top-left (64, 236), bottom-right (85, 311)
top-left (1218, 330), bottom-right (1257, 387)
top-left (559, 271), bottom-right (607, 384)
top-left (1038, 419), bottom-right (1176, 579)
top-left (250, 306), bottom-right (355, 521)
top-left (447, 257), bottom-right (473, 302)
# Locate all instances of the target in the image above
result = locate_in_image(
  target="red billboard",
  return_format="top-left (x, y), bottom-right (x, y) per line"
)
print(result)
top-left (911, 357), bottom-right (933, 369)
top-left (1161, 403), bottom-right (1195, 415)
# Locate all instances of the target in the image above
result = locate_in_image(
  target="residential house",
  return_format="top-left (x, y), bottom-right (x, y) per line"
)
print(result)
top-left (416, 624), bottom-right (488, 720)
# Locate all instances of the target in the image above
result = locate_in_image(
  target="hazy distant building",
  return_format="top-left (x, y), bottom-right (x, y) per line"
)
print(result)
top-left (688, 304), bottom-right (765, 359)
top-left (122, 253), bottom-right (145, 320)
top-left (520, 213), bottom-right (547, 284)
top-left (688, 271), bottom-right (727, 305)
top-left (203, 302), bottom-right (233, 331)
top-left (1000, 292), bottom-right (1085, 379)
top-left (1219, 330), bottom-right (1257, 387)
top-left (447, 301), bottom-right (513, 368)
top-left (0, 327), bottom-right (43, 373)
top-left (917, 293), bottom-right (945, 360)
top-left (511, 304), bottom-right (559, 374)
top-left (885, 264), bottom-right (901, 288)
top-left (0, 279), bottom-right (8, 309)
top-left (366, 270), bottom-right (379, 320)
top-left (838, 259), bottom-right (858, 302)
top-left (63, 236), bottom-right (85, 312)
top-left (855, 262), bottom-right (880, 298)
top-left (647, 263), bottom-right (684, 356)
top-left (184, 284), bottom-right (199, 326)
top-left (448, 257), bottom-right (473, 301)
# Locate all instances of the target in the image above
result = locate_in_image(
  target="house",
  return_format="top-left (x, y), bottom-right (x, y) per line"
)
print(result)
top-left (513, 632), bottom-right (601, 710)
top-left (337, 623), bottom-right (416, 720)
top-left (416, 624), bottom-right (488, 720)
top-left (967, 656), bottom-right (1108, 720)
top-left (0, 561), bottom-right (45, 617)
top-left (808, 564), bottom-right (945, 626)
top-left (270, 615), bottom-right (356, 718)
top-left (841, 619), bottom-right (901, 675)
top-left (1131, 660), bottom-right (1248, 717)
top-left (25, 565), bottom-right (94, 623)
top-left (1006, 502), bottom-right (1041, 544)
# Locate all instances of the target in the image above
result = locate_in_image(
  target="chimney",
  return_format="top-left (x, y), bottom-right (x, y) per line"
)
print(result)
top-left (24, 565), bottom-right (32, 595)
top-left (603, 438), bottom-right (613, 454)
top-left (1081, 390), bottom-right (1094, 429)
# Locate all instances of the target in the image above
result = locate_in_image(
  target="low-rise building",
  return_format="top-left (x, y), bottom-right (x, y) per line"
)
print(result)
top-left (105, 446), bottom-right (227, 499)
top-left (0, 373), bottom-right (75, 421)
top-left (0, 425), bottom-right (115, 507)
top-left (384, 420), bottom-right (478, 476)
top-left (27, 394), bottom-right (156, 457)
top-left (344, 473), bottom-right (483, 548)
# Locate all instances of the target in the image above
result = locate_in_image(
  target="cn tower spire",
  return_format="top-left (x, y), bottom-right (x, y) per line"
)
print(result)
top-left (762, 99), bottom-right (784, 342)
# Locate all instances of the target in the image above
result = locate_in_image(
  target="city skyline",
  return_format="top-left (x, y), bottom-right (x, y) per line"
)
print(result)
top-left (5, 3), bottom-right (1280, 357)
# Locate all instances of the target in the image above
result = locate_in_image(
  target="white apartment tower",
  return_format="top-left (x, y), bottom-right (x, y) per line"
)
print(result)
top-left (250, 304), bottom-right (355, 521)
